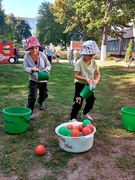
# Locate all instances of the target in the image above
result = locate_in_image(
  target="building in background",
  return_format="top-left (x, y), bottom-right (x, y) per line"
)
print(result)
top-left (107, 26), bottom-right (135, 57)
top-left (23, 17), bottom-right (37, 36)
top-left (18, 17), bottom-right (38, 47)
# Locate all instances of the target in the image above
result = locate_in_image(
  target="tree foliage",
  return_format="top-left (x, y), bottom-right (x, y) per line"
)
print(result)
top-left (1, 0), bottom-right (31, 43)
top-left (53, 0), bottom-right (135, 39)
top-left (0, 9), bottom-right (7, 40)
top-left (0, 12), bottom-right (31, 43)
top-left (52, 0), bottom-right (135, 59)
top-left (36, 1), bottom-right (70, 47)
top-left (14, 18), bottom-right (31, 43)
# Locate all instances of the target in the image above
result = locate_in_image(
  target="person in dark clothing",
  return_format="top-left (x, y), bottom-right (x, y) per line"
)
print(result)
top-left (14, 45), bottom-right (19, 63)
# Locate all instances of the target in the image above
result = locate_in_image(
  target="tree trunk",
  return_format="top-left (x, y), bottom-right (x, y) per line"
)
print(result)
top-left (100, 24), bottom-right (108, 61)
top-left (100, 0), bottom-right (113, 61)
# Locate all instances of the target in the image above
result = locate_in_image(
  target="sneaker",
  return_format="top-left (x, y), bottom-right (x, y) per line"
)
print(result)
top-left (69, 118), bottom-right (78, 122)
top-left (30, 114), bottom-right (35, 120)
top-left (81, 113), bottom-right (93, 120)
top-left (39, 104), bottom-right (45, 110)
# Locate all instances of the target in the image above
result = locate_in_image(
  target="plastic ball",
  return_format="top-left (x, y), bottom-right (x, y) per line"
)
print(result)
top-left (71, 129), bottom-right (80, 137)
top-left (83, 119), bottom-right (91, 127)
top-left (72, 125), bottom-right (79, 130)
top-left (59, 126), bottom-right (68, 136)
top-left (82, 127), bottom-right (91, 136)
top-left (35, 145), bottom-right (46, 156)
top-left (86, 124), bottom-right (95, 133)
top-left (67, 129), bottom-right (72, 135)
top-left (67, 124), bottom-right (74, 130)
top-left (77, 124), bottom-right (84, 132)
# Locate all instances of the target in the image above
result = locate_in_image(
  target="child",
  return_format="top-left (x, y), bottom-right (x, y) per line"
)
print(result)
top-left (23, 36), bottom-right (51, 120)
top-left (128, 47), bottom-right (135, 67)
top-left (70, 40), bottom-right (100, 122)
top-left (56, 48), bottom-right (61, 63)
top-left (46, 46), bottom-right (53, 64)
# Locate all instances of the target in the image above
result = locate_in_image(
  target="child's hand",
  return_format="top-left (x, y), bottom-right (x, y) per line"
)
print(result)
top-left (86, 78), bottom-right (93, 84)
top-left (44, 69), bottom-right (50, 73)
top-left (92, 80), bottom-right (98, 86)
top-left (32, 67), bottom-right (39, 72)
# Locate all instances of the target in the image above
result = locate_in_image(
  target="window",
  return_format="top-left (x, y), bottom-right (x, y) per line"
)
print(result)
top-left (107, 40), bottom-right (119, 52)
top-left (3, 45), bottom-right (10, 54)
top-left (121, 38), bottom-right (131, 52)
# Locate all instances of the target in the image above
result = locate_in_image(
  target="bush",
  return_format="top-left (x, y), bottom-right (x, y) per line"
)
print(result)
top-left (60, 51), bottom-right (67, 60)
top-left (19, 51), bottom-right (26, 58)
top-left (124, 39), bottom-right (133, 62)
top-left (95, 54), bottom-right (100, 60)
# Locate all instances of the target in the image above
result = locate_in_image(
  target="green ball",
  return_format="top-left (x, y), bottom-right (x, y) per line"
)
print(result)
top-left (67, 129), bottom-right (72, 135)
top-left (59, 126), bottom-right (68, 136)
top-left (83, 119), bottom-right (91, 127)
top-left (67, 133), bottom-right (71, 137)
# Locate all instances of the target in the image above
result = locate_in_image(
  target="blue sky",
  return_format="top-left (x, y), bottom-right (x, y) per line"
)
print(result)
top-left (2, 0), bottom-right (54, 18)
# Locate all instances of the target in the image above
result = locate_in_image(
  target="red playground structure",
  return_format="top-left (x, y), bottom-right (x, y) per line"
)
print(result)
top-left (0, 40), bottom-right (15, 63)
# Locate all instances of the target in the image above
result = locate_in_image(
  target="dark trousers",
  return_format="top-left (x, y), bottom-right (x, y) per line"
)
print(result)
top-left (27, 80), bottom-right (48, 112)
top-left (70, 82), bottom-right (95, 119)
top-left (47, 56), bottom-right (52, 64)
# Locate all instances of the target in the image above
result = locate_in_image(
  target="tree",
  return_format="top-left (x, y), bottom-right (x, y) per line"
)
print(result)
top-left (0, 9), bottom-right (7, 40)
top-left (36, 1), bottom-right (70, 47)
top-left (52, 0), bottom-right (135, 60)
top-left (14, 18), bottom-right (32, 44)
top-left (124, 39), bottom-right (133, 64)
top-left (4, 14), bottom-right (17, 42)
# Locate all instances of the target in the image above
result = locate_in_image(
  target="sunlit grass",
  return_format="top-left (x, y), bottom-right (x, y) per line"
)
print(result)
top-left (0, 60), bottom-right (135, 179)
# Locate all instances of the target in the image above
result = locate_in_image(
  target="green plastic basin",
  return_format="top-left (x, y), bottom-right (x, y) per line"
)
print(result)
top-left (121, 107), bottom-right (135, 132)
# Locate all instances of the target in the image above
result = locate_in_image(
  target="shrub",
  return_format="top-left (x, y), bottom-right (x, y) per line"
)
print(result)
top-left (124, 39), bottom-right (133, 62)
top-left (19, 51), bottom-right (26, 58)
top-left (60, 51), bottom-right (67, 60)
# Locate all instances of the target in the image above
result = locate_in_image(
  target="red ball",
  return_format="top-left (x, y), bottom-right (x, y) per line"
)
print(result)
top-left (86, 124), bottom-right (95, 133)
top-left (72, 125), bottom-right (78, 130)
top-left (35, 145), bottom-right (46, 156)
top-left (77, 124), bottom-right (84, 132)
top-left (67, 124), bottom-right (74, 130)
top-left (82, 127), bottom-right (91, 136)
top-left (71, 129), bottom-right (80, 137)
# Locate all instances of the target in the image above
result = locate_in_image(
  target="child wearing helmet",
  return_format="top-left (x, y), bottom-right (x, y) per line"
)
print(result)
top-left (70, 40), bottom-right (101, 122)
top-left (23, 36), bottom-right (51, 120)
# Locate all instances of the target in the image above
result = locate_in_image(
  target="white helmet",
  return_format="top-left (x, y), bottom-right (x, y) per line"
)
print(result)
top-left (81, 40), bottom-right (100, 55)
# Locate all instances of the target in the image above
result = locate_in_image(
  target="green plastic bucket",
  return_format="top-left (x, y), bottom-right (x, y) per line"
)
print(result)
top-left (80, 85), bottom-right (94, 99)
top-left (38, 71), bottom-right (49, 81)
top-left (2, 106), bottom-right (32, 134)
top-left (121, 107), bottom-right (135, 132)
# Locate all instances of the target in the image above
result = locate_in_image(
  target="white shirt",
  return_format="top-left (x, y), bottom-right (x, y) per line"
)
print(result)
top-left (74, 58), bottom-right (99, 84)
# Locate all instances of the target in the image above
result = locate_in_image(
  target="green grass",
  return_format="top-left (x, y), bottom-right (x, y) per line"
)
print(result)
top-left (0, 60), bottom-right (135, 179)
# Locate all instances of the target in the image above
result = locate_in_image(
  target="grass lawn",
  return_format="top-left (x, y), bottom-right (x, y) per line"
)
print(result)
top-left (0, 59), bottom-right (135, 179)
